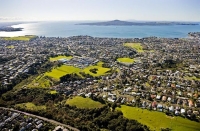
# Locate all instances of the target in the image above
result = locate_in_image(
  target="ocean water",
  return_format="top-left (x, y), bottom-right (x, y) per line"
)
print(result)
top-left (0, 21), bottom-right (200, 38)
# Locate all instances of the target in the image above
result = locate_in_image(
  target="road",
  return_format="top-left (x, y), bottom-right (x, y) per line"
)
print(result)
top-left (0, 107), bottom-right (79, 131)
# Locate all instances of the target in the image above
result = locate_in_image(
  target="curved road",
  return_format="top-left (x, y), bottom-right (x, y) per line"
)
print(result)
top-left (0, 107), bottom-right (79, 131)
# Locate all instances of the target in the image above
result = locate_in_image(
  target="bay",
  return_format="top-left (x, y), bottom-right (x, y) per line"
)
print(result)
top-left (0, 21), bottom-right (200, 38)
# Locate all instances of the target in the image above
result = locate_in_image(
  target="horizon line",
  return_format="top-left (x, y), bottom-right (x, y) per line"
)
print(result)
top-left (0, 19), bottom-right (200, 23)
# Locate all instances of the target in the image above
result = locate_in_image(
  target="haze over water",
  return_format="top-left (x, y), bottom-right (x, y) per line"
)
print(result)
top-left (1, 21), bottom-right (200, 38)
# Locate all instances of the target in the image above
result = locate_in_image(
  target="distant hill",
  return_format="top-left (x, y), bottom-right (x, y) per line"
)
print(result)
top-left (77, 20), bottom-right (199, 26)
top-left (0, 26), bottom-right (23, 32)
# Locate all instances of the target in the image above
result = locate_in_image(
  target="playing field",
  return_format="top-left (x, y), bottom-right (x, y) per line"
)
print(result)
top-left (117, 105), bottom-right (200, 131)
top-left (117, 57), bottom-right (134, 63)
top-left (82, 65), bottom-right (110, 77)
top-left (15, 102), bottom-right (46, 111)
top-left (4, 35), bottom-right (36, 41)
top-left (50, 55), bottom-right (73, 62)
top-left (124, 43), bottom-right (144, 52)
top-left (6, 45), bottom-right (14, 48)
top-left (66, 96), bottom-right (104, 109)
top-left (45, 65), bottom-right (81, 80)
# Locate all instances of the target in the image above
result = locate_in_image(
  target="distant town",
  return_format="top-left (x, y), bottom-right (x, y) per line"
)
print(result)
top-left (0, 32), bottom-right (200, 131)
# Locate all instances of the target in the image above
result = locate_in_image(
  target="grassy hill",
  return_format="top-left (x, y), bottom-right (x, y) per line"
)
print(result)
top-left (15, 102), bottom-right (46, 111)
top-left (117, 105), bottom-right (200, 131)
top-left (66, 96), bottom-right (104, 109)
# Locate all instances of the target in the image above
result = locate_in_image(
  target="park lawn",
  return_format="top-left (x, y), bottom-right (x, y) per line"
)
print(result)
top-left (82, 65), bottom-right (110, 77)
top-left (15, 102), bottom-right (46, 111)
top-left (97, 61), bottom-right (104, 66)
top-left (124, 43), bottom-right (144, 53)
top-left (45, 65), bottom-right (81, 80)
top-left (6, 45), bottom-right (14, 48)
top-left (50, 55), bottom-right (73, 62)
top-left (117, 57), bottom-right (134, 63)
top-left (27, 62), bottom-right (110, 88)
top-left (50, 90), bottom-right (58, 94)
top-left (4, 35), bottom-right (36, 41)
top-left (184, 76), bottom-right (200, 81)
top-left (117, 105), bottom-right (200, 131)
top-left (66, 96), bottom-right (104, 109)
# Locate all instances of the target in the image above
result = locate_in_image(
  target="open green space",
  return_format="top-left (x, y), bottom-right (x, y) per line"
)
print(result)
top-left (4, 35), bottom-right (36, 41)
top-left (6, 45), bottom-right (14, 48)
top-left (124, 43), bottom-right (144, 52)
top-left (82, 63), bottom-right (110, 77)
top-left (45, 65), bottom-right (81, 80)
top-left (117, 105), bottom-right (200, 131)
top-left (26, 61), bottom-right (110, 88)
top-left (50, 90), bottom-right (58, 94)
top-left (50, 55), bottom-right (73, 62)
top-left (117, 57), bottom-right (134, 63)
top-left (66, 96), bottom-right (104, 109)
top-left (15, 102), bottom-right (46, 111)
top-left (184, 76), bottom-right (200, 81)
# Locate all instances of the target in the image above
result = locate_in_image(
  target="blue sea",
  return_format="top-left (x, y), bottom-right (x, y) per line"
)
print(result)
top-left (0, 21), bottom-right (200, 38)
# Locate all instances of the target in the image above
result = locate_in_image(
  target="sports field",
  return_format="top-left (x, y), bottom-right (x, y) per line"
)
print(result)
top-left (82, 65), bottom-right (110, 77)
top-left (4, 35), bottom-right (36, 41)
top-left (50, 55), bottom-right (73, 62)
top-left (45, 65), bottom-right (81, 80)
top-left (124, 43), bottom-right (144, 52)
top-left (117, 105), bottom-right (200, 131)
top-left (117, 57), bottom-right (134, 63)
top-left (66, 96), bottom-right (104, 109)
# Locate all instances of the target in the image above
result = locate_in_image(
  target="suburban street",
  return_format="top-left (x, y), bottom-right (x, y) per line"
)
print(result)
top-left (0, 107), bottom-right (80, 131)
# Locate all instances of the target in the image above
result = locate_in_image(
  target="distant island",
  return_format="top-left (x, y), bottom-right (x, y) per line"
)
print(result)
top-left (77, 20), bottom-right (199, 26)
top-left (0, 26), bottom-right (23, 32)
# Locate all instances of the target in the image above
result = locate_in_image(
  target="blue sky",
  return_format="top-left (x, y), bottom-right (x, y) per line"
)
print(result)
top-left (0, 0), bottom-right (200, 21)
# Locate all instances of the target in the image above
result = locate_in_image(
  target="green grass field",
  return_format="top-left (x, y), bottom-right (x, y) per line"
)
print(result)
top-left (117, 57), bottom-right (134, 63)
top-left (45, 65), bottom-right (81, 80)
top-left (25, 61), bottom-right (110, 88)
top-left (82, 65), bottom-right (110, 77)
top-left (50, 90), bottom-right (58, 94)
top-left (117, 105), bottom-right (200, 131)
top-left (184, 76), bottom-right (200, 81)
top-left (124, 43), bottom-right (144, 53)
top-left (66, 96), bottom-right (104, 109)
top-left (15, 102), bottom-right (46, 111)
top-left (6, 45), bottom-right (14, 48)
top-left (50, 55), bottom-right (73, 62)
top-left (4, 35), bottom-right (36, 41)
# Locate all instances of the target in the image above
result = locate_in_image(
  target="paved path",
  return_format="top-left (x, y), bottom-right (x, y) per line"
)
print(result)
top-left (0, 107), bottom-right (79, 131)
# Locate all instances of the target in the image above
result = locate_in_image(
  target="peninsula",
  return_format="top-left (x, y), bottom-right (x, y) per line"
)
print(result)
top-left (77, 20), bottom-right (199, 26)
top-left (0, 26), bottom-right (23, 32)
